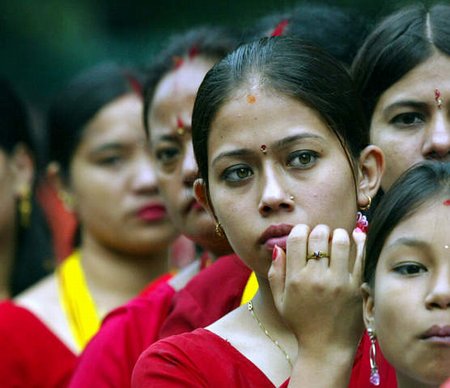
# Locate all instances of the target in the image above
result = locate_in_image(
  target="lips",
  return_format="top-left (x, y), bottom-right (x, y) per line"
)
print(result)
top-left (137, 204), bottom-right (167, 222)
top-left (421, 325), bottom-right (450, 344)
top-left (258, 224), bottom-right (294, 251)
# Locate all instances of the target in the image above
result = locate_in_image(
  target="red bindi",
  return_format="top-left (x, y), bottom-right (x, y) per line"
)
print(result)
top-left (435, 88), bottom-right (443, 109)
top-left (176, 116), bottom-right (185, 135)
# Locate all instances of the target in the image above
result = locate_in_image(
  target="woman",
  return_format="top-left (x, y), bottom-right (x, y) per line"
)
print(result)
top-left (68, 27), bottom-right (250, 388)
top-left (0, 78), bottom-right (53, 299)
top-left (352, 3), bottom-right (450, 194)
top-left (132, 37), bottom-right (391, 387)
top-left (0, 63), bottom-right (177, 386)
top-left (362, 161), bottom-right (450, 387)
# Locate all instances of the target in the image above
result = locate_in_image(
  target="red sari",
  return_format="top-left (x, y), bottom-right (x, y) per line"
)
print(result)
top-left (69, 254), bottom-right (252, 388)
top-left (0, 301), bottom-right (76, 387)
top-left (132, 328), bottom-right (397, 388)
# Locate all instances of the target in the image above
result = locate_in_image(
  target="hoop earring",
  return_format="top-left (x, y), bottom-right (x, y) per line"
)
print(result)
top-left (367, 328), bottom-right (380, 386)
top-left (215, 222), bottom-right (224, 237)
top-left (19, 184), bottom-right (32, 228)
top-left (360, 194), bottom-right (372, 211)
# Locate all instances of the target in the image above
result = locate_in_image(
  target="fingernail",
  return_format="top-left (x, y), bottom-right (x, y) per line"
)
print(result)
top-left (272, 245), bottom-right (279, 261)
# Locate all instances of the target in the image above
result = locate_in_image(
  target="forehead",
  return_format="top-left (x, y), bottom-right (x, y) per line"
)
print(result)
top-left (209, 88), bottom-right (333, 146)
top-left (377, 53), bottom-right (450, 103)
top-left (80, 94), bottom-right (144, 146)
top-left (384, 199), bottom-right (450, 246)
top-left (150, 58), bottom-right (215, 114)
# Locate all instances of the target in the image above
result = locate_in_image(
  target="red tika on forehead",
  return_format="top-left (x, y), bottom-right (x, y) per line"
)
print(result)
top-left (271, 20), bottom-right (289, 37)
top-left (124, 73), bottom-right (143, 98)
top-left (435, 88), bottom-right (443, 109)
top-left (177, 116), bottom-right (184, 129)
top-left (444, 199), bottom-right (450, 206)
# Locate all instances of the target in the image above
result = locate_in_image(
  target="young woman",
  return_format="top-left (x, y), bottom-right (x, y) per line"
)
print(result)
top-left (68, 27), bottom-right (248, 388)
top-left (352, 3), bottom-right (450, 194)
top-left (362, 161), bottom-right (450, 388)
top-left (0, 78), bottom-right (53, 299)
top-left (0, 63), bottom-right (178, 386)
top-left (131, 37), bottom-right (393, 387)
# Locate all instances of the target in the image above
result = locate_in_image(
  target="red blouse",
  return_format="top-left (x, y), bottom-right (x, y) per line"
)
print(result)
top-left (132, 328), bottom-right (397, 388)
top-left (0, 300), bottom-right (76, 387)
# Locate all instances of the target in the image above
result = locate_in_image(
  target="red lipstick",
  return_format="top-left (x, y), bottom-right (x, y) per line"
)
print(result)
top-left (137, 204), bottom-right (167, 222)
top-left (259, 224), bottom-right (294, 251)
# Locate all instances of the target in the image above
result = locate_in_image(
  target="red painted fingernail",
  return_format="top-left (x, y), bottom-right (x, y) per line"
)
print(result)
top-left (272, 245), bottom-right (279, 261)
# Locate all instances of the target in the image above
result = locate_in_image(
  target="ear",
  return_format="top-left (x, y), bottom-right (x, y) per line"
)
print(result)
top-left (361, 282), bottom-right (376, 331)
top-left (193, 178), bottom-right (214, 216)
top-left (11, 144), bottom-right (34, 197)
top-left (356, 145), bottom-right (384, 209)
top-left (46, 162), bottom-right (75, 211)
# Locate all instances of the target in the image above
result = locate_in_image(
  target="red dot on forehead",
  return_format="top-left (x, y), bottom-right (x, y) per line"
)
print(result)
top-left (444, 199), bottom-right (450, 206)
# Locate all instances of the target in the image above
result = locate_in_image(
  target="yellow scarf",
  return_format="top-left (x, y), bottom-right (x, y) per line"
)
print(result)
top-left (240, 271), bottom-right (258, 305)
top-left (57, 251), bottom-right (100, 351)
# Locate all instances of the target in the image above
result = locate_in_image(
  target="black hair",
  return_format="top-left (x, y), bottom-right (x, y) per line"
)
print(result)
top-left (192, 37), bottom-right (368, 191)
top-left (352, 3), bottom-right (450, 125)
top-left (245, 3), bottom-right (370, 66)
top-left (47, 62), bottom-right (144, 182)
top-left (0, 78), bottom-right (53, 296)
top-left (364, 161), bottom-right (450, 286)
top-left (142, 26), bottom-right (239, 136)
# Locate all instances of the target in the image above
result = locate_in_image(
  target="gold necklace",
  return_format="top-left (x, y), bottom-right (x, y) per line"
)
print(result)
top-left (247, 300), bottom-right (293, 368)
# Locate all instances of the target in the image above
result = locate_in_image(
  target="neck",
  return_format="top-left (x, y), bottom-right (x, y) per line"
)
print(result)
top-left (0, 224), bottom-right (16, 299)
top-left (78, 233), bottom-right (170, 317)
top-left (252, 274), bottom-right (298, 352)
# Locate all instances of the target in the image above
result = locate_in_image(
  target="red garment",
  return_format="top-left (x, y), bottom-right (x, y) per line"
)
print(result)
top-left (159, 253), bottom-right (251, 338)
top-left (0, 300), bottom-right (76, 387)
top-left (132, 329), bottom-right (397, 388)
top-left (69, 254), bottom-right (251, 388)
top-left (442, 378), bottom-right (450, 387)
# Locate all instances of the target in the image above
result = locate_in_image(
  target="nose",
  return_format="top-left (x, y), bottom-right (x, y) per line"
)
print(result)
top-left (133, 151), bottom-right (158, 194)
top-left (182, 140), bottom-right (198, 189)
top-left (258, 165), bottom-right (294, 216)
top-left (425, 268), bottom-right (450, 310)
top-left (422, 115), bottom-right (450, 160)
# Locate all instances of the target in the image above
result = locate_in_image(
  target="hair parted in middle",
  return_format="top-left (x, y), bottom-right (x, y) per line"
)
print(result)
top-left (191, 36), bottom-right (369, 189)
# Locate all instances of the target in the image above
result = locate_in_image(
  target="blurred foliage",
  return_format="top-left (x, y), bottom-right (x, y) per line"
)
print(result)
top-left (0, 0), bottom-right (426, 110)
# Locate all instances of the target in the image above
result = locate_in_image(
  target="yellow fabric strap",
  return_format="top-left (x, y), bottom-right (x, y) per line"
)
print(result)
top-left (240, 271), bottom-right (258, 305)
top-left (57, 251), bottom-right (100, 351)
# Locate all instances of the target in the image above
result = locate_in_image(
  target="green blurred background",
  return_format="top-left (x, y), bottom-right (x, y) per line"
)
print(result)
top-left (0, 0), bottom-right (426, 111)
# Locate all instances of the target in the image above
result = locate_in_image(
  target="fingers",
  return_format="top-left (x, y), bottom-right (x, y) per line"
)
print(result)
top-left (268, 245), bottom-right (286, 306)
top-left (286, 224), bottom-right (309, 275)
top-left (306, 225), bottom-right (331, 270)
top-left (329, 228), bottom-right (350, 276)
top-left (351, 228), bottom-right (366, 282)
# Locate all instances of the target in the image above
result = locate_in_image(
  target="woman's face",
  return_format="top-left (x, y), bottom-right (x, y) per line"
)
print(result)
top-left (149, 57), bottom-right (231, 254)
top-left (370, 53), bottom-right (450, 191)
top-left (364, 200), bottom-right (450, 386)
top-left (69, 93), bottom-right (177, 255)
top-left (205, 88), bottom-right (361, 276)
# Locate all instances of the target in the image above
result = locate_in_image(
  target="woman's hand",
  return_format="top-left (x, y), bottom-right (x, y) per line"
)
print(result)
top-left (268, 224), bottom-right (366, 359)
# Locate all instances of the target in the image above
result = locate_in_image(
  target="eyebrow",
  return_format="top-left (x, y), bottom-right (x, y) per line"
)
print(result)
top-left (211, 133), bottom-right (323, 166)
top-left (383, 100), bottom-right (429, 116)
top-left (384, 237), bottom-right (429, 251)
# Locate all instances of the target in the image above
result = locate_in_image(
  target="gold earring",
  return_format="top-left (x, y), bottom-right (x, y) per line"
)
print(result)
top-left (360, 194), bottom-right (372, 211)
top-left (58, 190), bottom-right (74, 211)
top-left (18, 184), bottom-right (32, 227)
top-left (215, 222), bottom-right (224, 237)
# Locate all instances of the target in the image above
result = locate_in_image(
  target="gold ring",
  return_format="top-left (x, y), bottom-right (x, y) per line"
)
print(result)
top-left (306, 250), bottom-right (329, 260)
